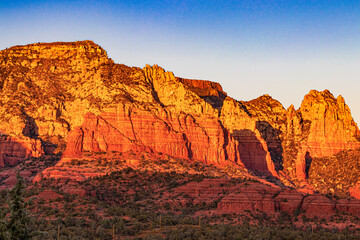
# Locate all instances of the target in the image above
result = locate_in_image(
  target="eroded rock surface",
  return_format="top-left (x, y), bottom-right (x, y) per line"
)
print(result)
top-left (0, 135), bottom-right (43, 166)
top-left (284, 90), bottom-right (360, 182)
top-left (0, 41), bottom-right (359, 199)
top-left (174, 179), bottom-right (360, 218)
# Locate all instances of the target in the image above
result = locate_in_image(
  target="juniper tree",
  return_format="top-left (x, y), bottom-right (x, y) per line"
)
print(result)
top-left (7, 173), bottom-right (31, 240)
top-left (0, 208), bottom-right (9, 240)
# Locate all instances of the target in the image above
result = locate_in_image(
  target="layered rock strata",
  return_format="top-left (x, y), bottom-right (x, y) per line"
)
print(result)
top-left (0, 135), bottom-right (43, 167)
top-left (0, 41), bottom-right (359, 197)
top-left (174, 179), bottom-right (360, 217)
top-left (284, 90), bottom-right (360, 181)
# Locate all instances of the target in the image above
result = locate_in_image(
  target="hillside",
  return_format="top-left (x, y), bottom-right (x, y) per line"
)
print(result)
top-left (1, 40), bottom-right (359, 196)
top-left (1, 41), bottom-right (360, 238)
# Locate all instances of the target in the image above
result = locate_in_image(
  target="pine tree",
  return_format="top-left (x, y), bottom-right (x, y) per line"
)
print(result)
top-left (7, 173), bottom-right (31, 240)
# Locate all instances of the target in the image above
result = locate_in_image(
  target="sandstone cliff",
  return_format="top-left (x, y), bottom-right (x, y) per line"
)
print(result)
top-left (0, 41), bottom-right (243, 169)
top-left (1, 41), bottom-right (359, 198)
top-left (283, 90), bottom-right (360, 182)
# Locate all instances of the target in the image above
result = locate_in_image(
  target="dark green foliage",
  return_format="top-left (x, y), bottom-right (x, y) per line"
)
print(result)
top-left (164, 224), bottom-right (360, 240)
top-left (0, 168), bottom-right (359, 239)
top-left (0, 209), bottom-right (9, 240)
top-left (8, 174), bottom-right (31, 239)
top-left (2, 173), bottom-right (31, 240)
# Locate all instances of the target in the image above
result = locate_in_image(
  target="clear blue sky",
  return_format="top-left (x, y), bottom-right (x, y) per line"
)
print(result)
top-left (1, 0), bottom-right (360, 123)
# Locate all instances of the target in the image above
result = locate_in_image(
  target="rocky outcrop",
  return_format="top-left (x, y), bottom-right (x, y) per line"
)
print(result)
top-left (337, 198), bottom-right (360, 215)
top-left (177, 78), bottom-right (226, 98)
top-left (302, 194), bottom-right (336, 217)
top-left (307, 148), bottom-right (360, 198)
top-left (0, 135), bottom-right (43, 166)
top-left (0, 41), bottom-right (279, 177)
top-left (274, 189), bottom-right (303, 214)
top-left (61, 107), bottom-right (240, 166)
top-left (177, 77), bottom-right (227, 109)
top-left (349, 183), bottom-right (360, 199)
top-left (1, 41), bottom-right (360, 200)
top-left (62, 127), bottom-right (84, 158)
top-left (36, 190), bottom-right (63, 202)
top-left (0, 40), bottom-right (111, 157)
top-left (283, 90), bottom-right (360, 183)
top-left (300, 91), bottom-right (359, 156)
top-left (174, 179), bottom-right (360, 217)
top-left (218, 183), bottom-right (280, 213)
top-left (219, 96), bottom-right (281, 177)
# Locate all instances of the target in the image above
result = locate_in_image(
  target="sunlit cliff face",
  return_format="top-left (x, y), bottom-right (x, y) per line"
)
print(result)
top-left (1, 41), bottom-right (360, 200)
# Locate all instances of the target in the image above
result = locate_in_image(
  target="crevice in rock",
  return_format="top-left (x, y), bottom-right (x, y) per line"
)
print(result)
top-left (183, 133), bottom-right (193, 160)
top-left (256, 121), bottom-right (284, 171)
top-left (185, 114), bottom-right (210, 144)
top-left (127, 109), bottom-right (138, 142)
top-left (219, 121), bottom-right (229, 160)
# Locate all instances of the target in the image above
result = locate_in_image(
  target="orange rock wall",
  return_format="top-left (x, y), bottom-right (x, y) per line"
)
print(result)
top-left (0, 135), bottom-right (43, 166)
top-left (177, 77), bottom-right (226, 97)
top-left (1, 41), bottom-right (360, 199)
top-left (285, 90), bottom-right (360, 181)
top-left (174, 179), bottom-right (360, 217)
top-left (63, 107), bottom-right (242, 166)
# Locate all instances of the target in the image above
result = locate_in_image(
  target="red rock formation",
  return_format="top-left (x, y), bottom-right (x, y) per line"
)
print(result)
top-left (62, 127), bottom-right (84, 158)
top-left (301, 194), bottom-right (336, 217)
top-left (217, 183), bottom-right (280, 213)
top-left (274, 189), bottom-right (303, 214)
top-left (0, 41), bottom-right (275, 179)
top-left (177, 77), bottom-right (226, 98)
top-left (219, 96), bottom-right (280, 177)
top-left (336, 198), bottom-right (360, 215)
top-left (349, 183), bottom-right (360, 200)
top-left (61, 108), bottom-right (243, 167)
top-left (174, 179), bottom-right (230, 204)
top-left (33, 165), bottom-right (108, 182)
top-left (3, 175), bottom-right (18, 187)
top-left (0, 135), bottom-right (44, 166)
top-left (2, 41), bottom-right (360, 202)
top-left (178, 180), bottom-right (360, 218)
top-left (234, 129), bottom-right (278, 176)
top-left (284, 90), bottom-right (360, 182)
top-left (1, 166), bottom-right (42, 190)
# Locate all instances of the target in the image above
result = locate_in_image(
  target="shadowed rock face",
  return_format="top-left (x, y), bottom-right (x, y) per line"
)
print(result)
top-left (177, 77), bottom-right (227, 109)
top-left (1, 41), bottom-right (360, 198)
top-left (0, 134), bottom-right (43, 167)
top-left (233, 129), bottom-right (275, 176)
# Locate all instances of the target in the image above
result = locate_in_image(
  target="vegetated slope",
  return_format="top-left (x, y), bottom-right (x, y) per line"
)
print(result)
top-left (0, 40), bottom-right (360, 199)
top-left (2, 163), bottom-right (359, 239)
top-left (0, 163), bottom-right (359, 239)
top-left (309, 148), bottom-right (360, 198)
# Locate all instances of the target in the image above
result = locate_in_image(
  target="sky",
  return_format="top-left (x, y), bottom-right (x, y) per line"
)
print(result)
top-left (1, 0), bottom-right (360, 122)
